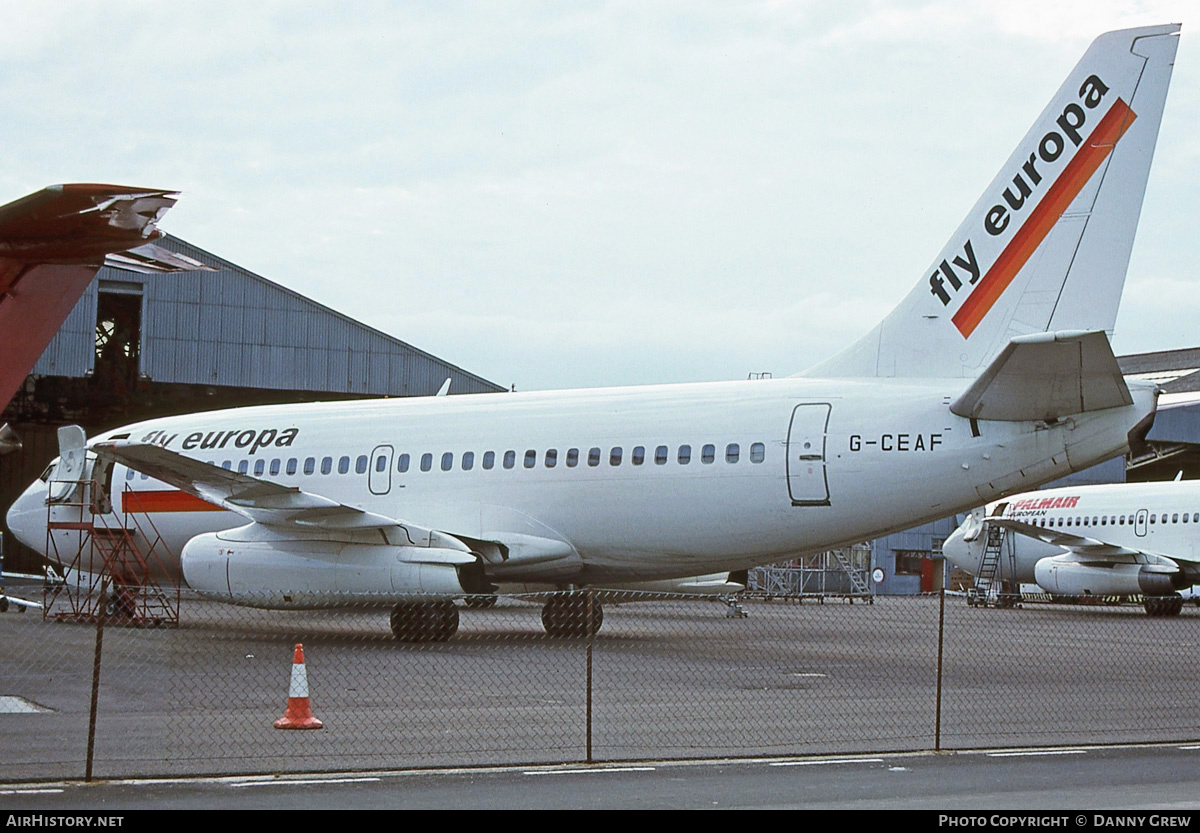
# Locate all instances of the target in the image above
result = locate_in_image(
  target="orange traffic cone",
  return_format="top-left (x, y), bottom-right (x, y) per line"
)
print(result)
top-left (274, 643), bottom-right (324, 730)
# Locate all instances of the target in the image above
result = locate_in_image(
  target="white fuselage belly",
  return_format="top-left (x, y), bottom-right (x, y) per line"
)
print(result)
top-left (71, 376), bottom-right (1153, 584)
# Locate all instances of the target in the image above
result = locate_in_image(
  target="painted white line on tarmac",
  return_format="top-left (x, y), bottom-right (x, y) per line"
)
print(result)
top-left (524, 767), bottom-right (656, 776)
top-left (0, 789), bottom-right (64, 795)
top-left (986, 750), bottom-right (1087, 758)
top-left (770, 758), bottom-right (884, 767)
top-left (232, 777), bottom-right (381, 788)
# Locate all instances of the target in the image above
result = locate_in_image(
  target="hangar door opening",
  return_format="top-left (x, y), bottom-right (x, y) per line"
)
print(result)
top-left (94, 281), bottom-right (143, 398)
top-left (786, 402), bottom-right (831, 506)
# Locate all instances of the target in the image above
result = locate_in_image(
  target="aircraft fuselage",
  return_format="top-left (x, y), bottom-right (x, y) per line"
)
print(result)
top-left (9, 376), bottom-right (1157, 588)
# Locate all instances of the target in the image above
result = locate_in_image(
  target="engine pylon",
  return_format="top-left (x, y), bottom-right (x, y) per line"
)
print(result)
top-left (273, 643), bottom-right (324, 730)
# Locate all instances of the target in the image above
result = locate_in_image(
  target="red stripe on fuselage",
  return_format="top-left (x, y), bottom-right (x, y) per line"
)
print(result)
top-left (122, 490), bottom-right (224, 513)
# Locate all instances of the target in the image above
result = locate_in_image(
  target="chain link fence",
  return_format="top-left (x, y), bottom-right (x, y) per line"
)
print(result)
top-left (1, 588), bottom-right (1198, 781)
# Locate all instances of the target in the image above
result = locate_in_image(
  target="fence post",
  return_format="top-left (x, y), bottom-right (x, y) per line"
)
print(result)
top-left (935, 586), bottom-right (945, 752)
top-left (586, 589), bottom-right (594, 763)
top-left (85, 579), bottom-right (109, 781)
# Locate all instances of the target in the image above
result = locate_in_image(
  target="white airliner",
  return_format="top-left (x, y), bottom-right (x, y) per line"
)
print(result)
top-left (943, 478), bottom-right (1200, 616)
top-left (4, 25), bottom-right (1181, 640)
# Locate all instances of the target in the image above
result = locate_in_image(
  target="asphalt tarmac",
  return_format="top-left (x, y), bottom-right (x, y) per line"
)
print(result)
top-left (1, 592), bottom-right (1196, 786)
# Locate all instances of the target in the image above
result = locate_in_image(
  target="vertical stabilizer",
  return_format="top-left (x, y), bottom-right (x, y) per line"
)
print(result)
top-left (802, 25), bottom-right (1179, 379)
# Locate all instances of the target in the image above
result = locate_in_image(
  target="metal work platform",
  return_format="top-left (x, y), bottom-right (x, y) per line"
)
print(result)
top-left (42, 479), bottom-right (180, 626)
top-left (746, 545), bottom-right (874, 603)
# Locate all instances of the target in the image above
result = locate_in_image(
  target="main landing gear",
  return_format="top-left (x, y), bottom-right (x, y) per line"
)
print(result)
top-left (541, 593), bottom-right (603, 638)
top-left (390, 600), bottom-right (460, 642)
top-left (1143, 593), bottom-right (1184, 617)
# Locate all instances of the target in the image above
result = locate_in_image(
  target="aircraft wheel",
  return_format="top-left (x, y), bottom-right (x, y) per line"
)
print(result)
top-left (1143, 595), bottom-right (1182, 617)
top-left (541, 594), bottom-right (603, 638)
top-left (390, 601), bottom-right (459, 642)
top-left (463, 594), bottom-right (498, 610)
top-left (0, 597), bottom-right (8, 613)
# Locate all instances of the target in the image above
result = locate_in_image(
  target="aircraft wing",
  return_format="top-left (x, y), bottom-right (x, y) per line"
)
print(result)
top-left (987, 517), bottom-right (1182, 566)
top-left (0, 184), bottom-right (214, 411)
top-left (950, 330), bottom-right (1132, 422)
top-left (93, 441), bottom-right (468, 552)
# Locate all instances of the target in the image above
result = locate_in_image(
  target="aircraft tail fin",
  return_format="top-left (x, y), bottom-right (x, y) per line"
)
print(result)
top-left (0, 184), bottom-right (214, 410)
top-left (802, 24), bottom-right (1179, 379)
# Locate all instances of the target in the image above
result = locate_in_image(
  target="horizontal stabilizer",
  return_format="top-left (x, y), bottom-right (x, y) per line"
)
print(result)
top-left (104, 242), bottom-right (215, 274)
top-left (0, 184), bottom-right (179, 264)
top-left (950, 330), bottom-right (1131, 421)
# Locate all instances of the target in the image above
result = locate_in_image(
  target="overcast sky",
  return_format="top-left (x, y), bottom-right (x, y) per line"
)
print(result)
top-left (3, 1), bottom-right (1197, 391)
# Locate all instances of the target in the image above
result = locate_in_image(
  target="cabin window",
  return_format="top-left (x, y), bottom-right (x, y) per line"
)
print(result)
top-left (588, 447), bottom-right (601, 467)
top-left (462, 452), bottom-right (475, 471)
top-left (701, 444), bottom-right (715, 464)
top-left (726, 444), bottom-right (739, 463)
top-left (126, 468), bottom-right (135, 480)
top-left (632, 446), bottom-right (645, 466)
top-left (270, 459), bottom-right (281, 476)
top-left (304, 457), bottom-right (315, 475)
top-left (610, 447), bottom-right (622, 466)
top-left (678, 445), bottom-right (692, 465)
top-left (375, 455), bottom-right (387, 473)
top-left (356, 455), bottom-right (369, 474)
top-left (566, 448), bottom-right (579, 467)
top-left (483, 451), bottom-right (495, 470)
top-left (545, 449), bottom-right (557, 468)
top-left (338, 456), bottom-right (350, 475)
top-left (420, 453), bottom-right (433, 472)
top-left (287, 458), bottom-right (298, 475)
top-left (503, 450), bottom-right (516, 469)
top-left (1100, 516), bottom-right (1107, 526)
top-left (441, 452), bottom-right (454, 471)
top-left (750, 442), bottom-right (765, 463)
top-left (321, 457), bottom-right (333, 475)
top-left (1150, 514), bottom-right (1157, 524)
top-left (253, 460), bottom-right (265, 476)
top-left (524, 450), bottom-right (536, 468)
top-left (238, 460), bottom-right (249, 475)
top-left (655, 445), bottom-right (668, 465)
top-left (1173, 513), bottom-right (1179, 523)
top-left (398, 454), bottom-right (410, 473)
top-left (1184, 514), bottom-right (1190, 524)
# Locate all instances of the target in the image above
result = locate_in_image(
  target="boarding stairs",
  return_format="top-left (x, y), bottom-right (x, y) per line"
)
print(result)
top-left (967, 524), bottom-right (1018, 608)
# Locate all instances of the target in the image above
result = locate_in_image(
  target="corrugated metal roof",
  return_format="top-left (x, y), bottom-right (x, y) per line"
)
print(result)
top-left (31, 235), bottom-right (503, 396)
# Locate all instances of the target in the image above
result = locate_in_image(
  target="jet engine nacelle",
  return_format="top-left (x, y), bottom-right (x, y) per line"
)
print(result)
top-left (1033, 555), bottom-right (1187, 598)
top-left (181, 531), bottom-right (483, 609)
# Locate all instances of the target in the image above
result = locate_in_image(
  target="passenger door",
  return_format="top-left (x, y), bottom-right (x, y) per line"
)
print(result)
top-left (786, 403), bottom-right (831, 506)
top-left (368, 444), bottom-right (394, 495)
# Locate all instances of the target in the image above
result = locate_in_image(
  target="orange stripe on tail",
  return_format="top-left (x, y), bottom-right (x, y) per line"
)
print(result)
top-left (952, 98), bottom-right (1137, 338)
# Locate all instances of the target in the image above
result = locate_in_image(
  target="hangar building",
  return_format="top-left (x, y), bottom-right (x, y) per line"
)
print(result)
top-left (0, 235), bottom-right (503, 571)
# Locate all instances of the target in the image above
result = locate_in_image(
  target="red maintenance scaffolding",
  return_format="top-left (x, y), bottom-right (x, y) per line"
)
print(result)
top-left (42, 479), bottom-right (180, 627)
